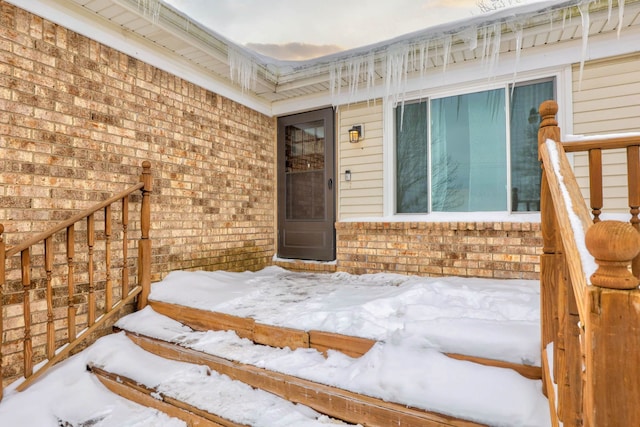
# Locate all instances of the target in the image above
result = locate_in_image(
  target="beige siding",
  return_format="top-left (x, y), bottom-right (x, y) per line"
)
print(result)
top-left (572, 53), bottom-right (640, 213)
top-left (337, 102), bottom-right (384, 218)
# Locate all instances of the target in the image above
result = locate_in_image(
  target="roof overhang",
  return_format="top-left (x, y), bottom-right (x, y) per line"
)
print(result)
top-left (7, 0), bottom-right (640, 116)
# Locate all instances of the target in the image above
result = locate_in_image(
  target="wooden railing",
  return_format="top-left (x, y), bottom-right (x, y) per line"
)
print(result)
top-left (0, 161), bottom-right (153, 400)
top-left (538, 101), bottom-right (640, 426)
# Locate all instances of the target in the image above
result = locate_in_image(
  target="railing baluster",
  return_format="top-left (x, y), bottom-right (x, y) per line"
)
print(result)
top-left (67, 225), bottom-right (75, 341)
top-left (87, 214), bottom-right (95, 326)
top-left (1, 162), bottom-right (150, 399)
top-left (588, 148), bottom-right (603, 222)
top-left (627, 145), bottom-right (640, 277)
top-left (45, 236), bottom-right (54, 359)
top-left (0, 225), bottom-right (5, 401)
top-left (21, 249), bottom-right (33, 379)
top-left (105, 205), bottom-right (112, 310)
top-left (137, 161), bottom-right (152, 310)
top-left (122, 197), bottom-right (129, 297)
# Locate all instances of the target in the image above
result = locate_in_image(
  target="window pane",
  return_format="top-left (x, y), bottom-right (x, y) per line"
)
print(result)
top-left (431, 89), bottom-right (507, 212)
top-left (285, 121), bottom-right (325, 220)
top-left (510, 81), bottom-right (555, 212)
top-left (396, 101), bottom-right (428, 213)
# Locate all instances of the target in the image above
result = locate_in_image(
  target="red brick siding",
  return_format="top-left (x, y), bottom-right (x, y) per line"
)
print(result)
top-left (0, 1), bottom-right (275, 386)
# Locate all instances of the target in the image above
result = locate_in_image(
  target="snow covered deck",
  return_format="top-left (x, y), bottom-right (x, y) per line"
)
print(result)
top-left (148, 267), bottom-right (543, 367)
top-left (0, 267), bottom-right (552, 426)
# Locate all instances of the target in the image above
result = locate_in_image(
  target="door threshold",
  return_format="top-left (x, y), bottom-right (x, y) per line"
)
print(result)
top-left (272, 256), bottom-right (337, 273)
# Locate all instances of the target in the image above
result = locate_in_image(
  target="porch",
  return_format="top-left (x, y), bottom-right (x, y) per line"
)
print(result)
top-left (2, 100), bottom-right (640, 425)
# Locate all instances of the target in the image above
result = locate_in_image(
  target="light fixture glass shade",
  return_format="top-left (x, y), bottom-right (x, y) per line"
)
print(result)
top-left (348, 125), bottom-right (361, 143)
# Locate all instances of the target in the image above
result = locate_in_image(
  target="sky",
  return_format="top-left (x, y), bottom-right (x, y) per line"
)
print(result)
top-left (162, 0), bottom-right (536, 60)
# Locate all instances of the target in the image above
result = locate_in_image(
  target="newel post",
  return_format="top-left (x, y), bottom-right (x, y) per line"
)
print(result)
top-left (0, 224), bottom-right (5, 401)
top-left (538, 100), bottom-right (562, 373)
top-left (137, 161), bottom-right (152, 310)
top-left (584, 220), bottom-right (640, 426)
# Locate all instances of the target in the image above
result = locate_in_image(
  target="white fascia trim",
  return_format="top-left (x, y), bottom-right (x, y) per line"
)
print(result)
top-left (8, 0), bottom-right (273, 117)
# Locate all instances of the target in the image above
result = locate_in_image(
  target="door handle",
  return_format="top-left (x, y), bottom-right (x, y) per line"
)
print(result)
top-left (328, 178), bottom-right (333, 190)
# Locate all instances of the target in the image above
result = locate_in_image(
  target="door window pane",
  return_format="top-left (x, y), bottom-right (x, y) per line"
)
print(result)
top-left (285, 121), bottom-right (325, 220)
top-left (510, 80), bottom-right (554, 212)
top-left (396, 101), bottom-right (429, 213)
top-left (431, 89), bottom-right (507, 211)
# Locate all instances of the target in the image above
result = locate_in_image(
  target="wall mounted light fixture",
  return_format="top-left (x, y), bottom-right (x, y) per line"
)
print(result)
top-left (348, 124), bottom-right (363, 143)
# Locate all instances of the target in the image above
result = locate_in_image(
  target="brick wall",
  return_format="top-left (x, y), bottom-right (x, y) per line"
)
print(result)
top-left (0, 1), bottom-right (275, 386)
top-left (336, 221), bottom-right (541, 280)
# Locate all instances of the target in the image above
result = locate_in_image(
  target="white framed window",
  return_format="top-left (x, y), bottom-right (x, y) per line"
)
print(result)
top-left (394, 77), bottom-right (555, 214)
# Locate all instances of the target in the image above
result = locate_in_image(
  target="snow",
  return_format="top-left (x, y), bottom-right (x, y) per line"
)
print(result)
top-left (0, 267), bottom-right (551, 426)
top-left (564, 131), bottom-right (640, 142)
top-left (148, 267), bottom-right (542, 366)
top-left (0, 340), bottom-right (185, 427)
top-left (545, 139), bottom-right (598, 281)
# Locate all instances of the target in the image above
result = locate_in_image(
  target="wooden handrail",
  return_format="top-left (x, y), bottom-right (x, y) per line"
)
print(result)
top-left (538, 101), bottom-right (592, 318)
top-left (562, 135), bottom-right (640, 152)
top-left (538, 100), bottom-right (640, 426)
top-left (0, 161), bottom-right (152, 401)
top-left (538, 138), bottom-right (591, 319)
top-left (4, 182), bottom-right (144, 258)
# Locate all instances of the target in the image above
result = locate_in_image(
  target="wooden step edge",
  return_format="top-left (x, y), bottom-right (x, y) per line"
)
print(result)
top-left (125, 331), bottom-right (487, 427)
top-left (446, 353), bottom-right (541, 380)
top-left (150, 300), bottom-right (256, 341)
top-left (89, 365), bottom-right (247, 427)
top-left (308, 329), bottom-right (377, 358)
top-left (148, 300), bottom-right (542, 379)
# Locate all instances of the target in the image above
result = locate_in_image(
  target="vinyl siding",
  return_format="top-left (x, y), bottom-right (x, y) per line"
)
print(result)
top-left (337, 102), bottom-right (384, 218)
top-left (572, 53), bottom-right (640, 213)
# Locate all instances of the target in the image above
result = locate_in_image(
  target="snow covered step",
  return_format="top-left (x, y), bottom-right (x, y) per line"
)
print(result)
top-left (148, 268), bottom-right (544, 368)
top-left (87, 333), bottom-right (358, 427)
top-left (115, 307), bottom-right (551, 426)
top-left (120, 331), bottom-right (483, 427)
top-left (149, 299), bottom-right (377, 357)
top-left (148, 300), bottom-right (542, 380)
top-left (89, 365), bottom-right (240, 427)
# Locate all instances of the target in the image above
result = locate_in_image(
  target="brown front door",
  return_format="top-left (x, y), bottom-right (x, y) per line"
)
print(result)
top-left (277, 108), bottom-right (335, 261)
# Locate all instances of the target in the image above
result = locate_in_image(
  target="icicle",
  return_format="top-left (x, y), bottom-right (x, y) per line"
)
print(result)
top-left (480, 25), bottom-right (490, 67)
top-left (383, 43), bottom-right (412, 111)
top-left (459, 26), bottom-right (478, 51)
top-left (441, 35), bottom-right (452, 73)
top-left (348, 58), bottom-right (361, 101)
top-left (330, 62), bottom-right (343, 98)
top-left (366, 52), bottom-right (375, 95)
top-left (135, 0), bottom-right (162, 23)
top-left (608, 0), bottom-right (613, 22)
top-left (228, 47), bottom-right (257, 93)
top-left (509, 22), bottom-right (524, 99)
top-left (482, 24), bottom-right (501, 77)
top-left (618, 0), bottom-right (625, 38)
top-left (329, 66), bottom-right (336, 98)
top-left (577, 2), bottom-right (591, 89)
top-left (419, 40), bottom-right (429, 78)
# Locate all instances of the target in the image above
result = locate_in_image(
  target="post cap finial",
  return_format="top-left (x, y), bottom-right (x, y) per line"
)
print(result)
top-left (539, 100), bottom-right (558, 129)
top-left (586, 220), bottom-right (640, 289)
